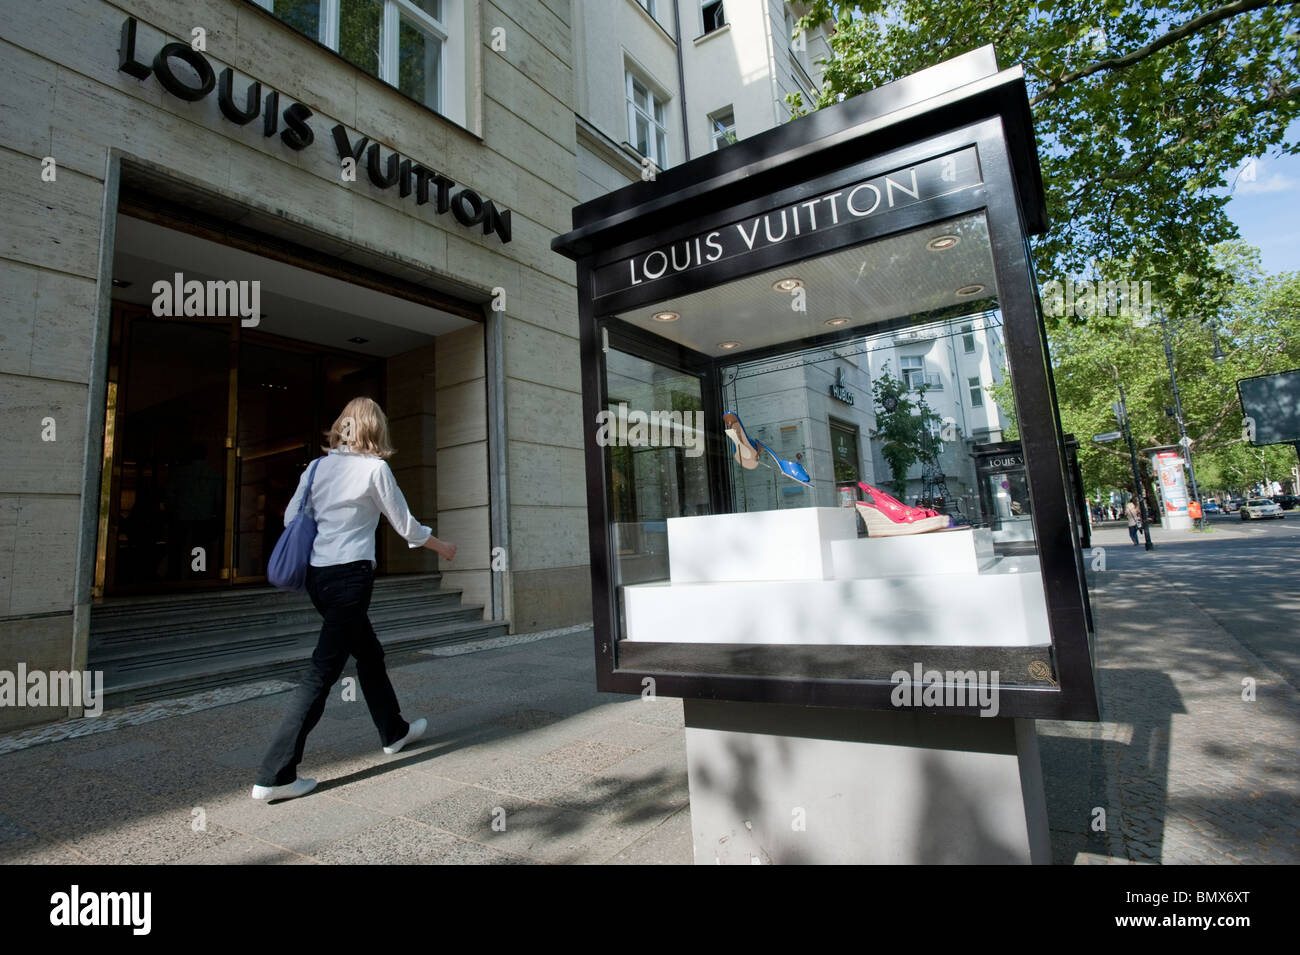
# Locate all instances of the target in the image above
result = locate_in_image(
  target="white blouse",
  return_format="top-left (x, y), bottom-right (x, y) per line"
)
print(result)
top-left (284, 446), bottom-right (432, 567)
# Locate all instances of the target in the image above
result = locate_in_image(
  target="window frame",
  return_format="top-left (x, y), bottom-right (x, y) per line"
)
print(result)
top-left (900, 354), bottom-right (925, 390)
top-left (709, 106), bottom-right (737, 151)
top-left (700, 0), bottom-right (727, 35)
top-left (968, 375), bottom-right (984, 407)
top-left (251, 0), bottom-right (460, 125)
top-left (626, 70), bottom-right (671, 170)
top-left (961, 323), bottom-right (976, 353)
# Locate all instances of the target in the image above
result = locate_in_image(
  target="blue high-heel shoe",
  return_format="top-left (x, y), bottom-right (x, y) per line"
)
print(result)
top-left (722, 411), bottom-right (813, 487)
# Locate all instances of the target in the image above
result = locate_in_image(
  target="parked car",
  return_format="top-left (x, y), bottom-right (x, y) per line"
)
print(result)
top-left (1271, 494), bottom-right (1298, 510)
top-left (1222, 498), bottom-right (1241, 513)
top-left (1241, 498), bottom-right (1284, 520)
top-left (1203, 500), bottom-right (1221, 514)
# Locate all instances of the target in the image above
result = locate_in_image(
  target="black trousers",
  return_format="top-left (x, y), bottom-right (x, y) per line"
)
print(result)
top-left (256, 560), bottom-right (409, 786)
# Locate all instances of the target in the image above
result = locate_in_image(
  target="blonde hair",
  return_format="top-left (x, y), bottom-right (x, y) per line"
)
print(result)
top-left (324, 397), bottom-right (395, 458)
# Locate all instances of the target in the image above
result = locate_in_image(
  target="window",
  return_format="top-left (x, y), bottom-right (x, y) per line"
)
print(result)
top-left (829, 421), bottom-right (861, 485)
top-left (969, 376), bottom-right (984, 406)
top-left (961, 323), bottom-right (975, 353)
top-left (255, 0), bottom-right (455, 121)
top-left (701, 0), bottom-right (726, 34)
top-left (636, 0), bottom-right (658, 17)
top-left (709, 107), bottom-right (737, 150)
top-left (901, 355), bottom-right (925, 390)
top-left (627, 71), bottom-right (670, 169)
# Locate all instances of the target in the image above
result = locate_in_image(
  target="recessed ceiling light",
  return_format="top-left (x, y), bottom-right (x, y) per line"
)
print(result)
top-left (927, 235), bottom-right (960, 251)
top-left (955, 284), bottom-right (985, 296)
top-left (772, 277), bottom-right (803, 292)
top-left (348, 336), bottom-right (369, 344)
top-left (717, 340), bottom-right (742, 350)
top-left (652, 311), bottom-right (680, 322)
top-left (825, 317), bottom-right (851, 327)
top-left (111, 278), bottom-right (131, 288)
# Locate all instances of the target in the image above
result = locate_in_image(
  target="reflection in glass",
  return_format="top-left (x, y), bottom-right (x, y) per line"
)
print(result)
top-left (604, 350), bottom-right (709, 590)
top-left (399, 15), bottom-right (442, 110)
top-left (339, 0), bottom-right (383, 78)
top-left (272, 0), bottom-right (322, 39)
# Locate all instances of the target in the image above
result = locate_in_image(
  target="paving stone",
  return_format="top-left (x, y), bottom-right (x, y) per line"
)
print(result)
top-left (405, 786), bottom-right (534, 840)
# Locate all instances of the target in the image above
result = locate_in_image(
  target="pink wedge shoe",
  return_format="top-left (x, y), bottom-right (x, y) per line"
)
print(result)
top-left (855, 482), bottom-right (954, 536)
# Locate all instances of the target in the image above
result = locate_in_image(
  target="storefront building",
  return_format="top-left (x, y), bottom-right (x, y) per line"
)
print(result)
top-left (1, 0), bottom-right (587, 728)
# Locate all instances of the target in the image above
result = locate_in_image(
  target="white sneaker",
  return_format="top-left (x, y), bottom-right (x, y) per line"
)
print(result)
top-left (383, 717), bottom-right (427, 755)
top-left (251, 777), bottom-right (317, 802)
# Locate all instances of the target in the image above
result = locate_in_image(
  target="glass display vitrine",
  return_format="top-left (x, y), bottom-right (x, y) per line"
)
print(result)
top-left (553, 47), bottom-right (1098, 720)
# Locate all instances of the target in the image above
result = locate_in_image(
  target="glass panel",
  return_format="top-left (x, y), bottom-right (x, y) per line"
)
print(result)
top-left (604, 350), bottom-right (710, 605)
top-left (711, 109), bottom-right (736, 149)
top-left (398, 14), bottom-right (441, 109)
top-left (234, 343), bottom-right (314, 580)
top-left (272, 0), bottom-right (322, 39)
top-left (961, 323), bottom-right (976, 352)
top-left (605, 211), bottom-right (1056, 683)
top-left (634, 114), bottom-right (650, 156)
top-left (632, 79), bottom-right (649, 113)
top-left (339, 0), bottom-right (383, 78)
top-left (112, 320), bottom-right (229, 591)
top-left (655, 129), bottom-right (667, 165)
top-left (409, 0), bottom-right (443, 20)
top-left (702, 0), bottom-right (725, 32)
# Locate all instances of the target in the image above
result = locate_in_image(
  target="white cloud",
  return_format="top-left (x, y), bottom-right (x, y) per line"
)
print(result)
top-left (1236, 170), bottom-right (1298, 195)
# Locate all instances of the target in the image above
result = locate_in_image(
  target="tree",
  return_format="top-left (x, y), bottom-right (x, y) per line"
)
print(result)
top-left (793, 1), bottom-right (1300, 313)
top-left (996, 241), bottom-right (1300, 496)
top-left (870, 362), bottom-right (945, 498)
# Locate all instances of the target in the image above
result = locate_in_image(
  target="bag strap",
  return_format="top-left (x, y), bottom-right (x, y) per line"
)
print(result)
top-left (298, 456), bottom-right (325, 516)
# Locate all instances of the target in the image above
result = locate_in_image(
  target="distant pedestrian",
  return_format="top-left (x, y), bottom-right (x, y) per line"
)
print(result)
top-left (1125, 498), bottom-right (1142, 545)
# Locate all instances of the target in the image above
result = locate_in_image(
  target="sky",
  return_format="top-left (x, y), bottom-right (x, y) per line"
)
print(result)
top-left (1222, 119), bottom-right (1300, 275)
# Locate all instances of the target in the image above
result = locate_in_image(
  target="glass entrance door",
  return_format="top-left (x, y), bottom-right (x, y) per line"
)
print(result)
top-left (106, 313), bottom-right (232, 590)
top-left (97, 305), bottom-right (384, 596)
top-left (234, 341), bottom-right (315, 581)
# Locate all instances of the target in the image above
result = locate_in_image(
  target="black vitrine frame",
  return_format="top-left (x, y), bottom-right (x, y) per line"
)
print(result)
top-left (553, 48), bottom-right (1099, 721)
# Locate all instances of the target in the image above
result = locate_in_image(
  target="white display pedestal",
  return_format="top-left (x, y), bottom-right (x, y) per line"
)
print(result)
top-left (626, 509), bottom-right (1049, 647)
top-left (666, 508), bottom-right (857, 582)
top-left (684, 699), bottom-right (1052, 864)
top-left (624, 559), bottom-right (1051, 645)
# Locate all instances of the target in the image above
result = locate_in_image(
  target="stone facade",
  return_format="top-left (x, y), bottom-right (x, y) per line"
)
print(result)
top-left (0, 0), bottom-right (590, 729)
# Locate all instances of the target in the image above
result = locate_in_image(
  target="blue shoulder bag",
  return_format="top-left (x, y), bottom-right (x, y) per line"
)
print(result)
top-left (267, 457), bottom-right (324, 591)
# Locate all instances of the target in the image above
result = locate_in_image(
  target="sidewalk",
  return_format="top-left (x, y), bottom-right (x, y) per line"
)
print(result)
top-left (0, 628), bottom-right (693, 864)
top-left (0, 529), bottom-right (1295, 864)
top-left (1041, 523), bottom-right (1299, 863)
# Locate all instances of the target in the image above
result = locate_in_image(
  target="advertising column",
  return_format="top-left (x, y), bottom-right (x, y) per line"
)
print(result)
top-left (1151, 448), bottom-right (1192, 530)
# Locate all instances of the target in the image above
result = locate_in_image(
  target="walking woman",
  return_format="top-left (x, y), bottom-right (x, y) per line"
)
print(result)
top-left (1125, 495), bottom-right (1142, 545)
top-left (252, 397), bottom-right (457, 801)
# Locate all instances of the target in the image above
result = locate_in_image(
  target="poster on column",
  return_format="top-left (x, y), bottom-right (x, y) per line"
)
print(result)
top-left (1151, 450), bottom-right (1190, 529)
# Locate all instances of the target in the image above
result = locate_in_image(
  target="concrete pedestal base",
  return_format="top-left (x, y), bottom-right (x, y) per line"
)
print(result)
top-left (684, 699), bottom-right (1051, 864)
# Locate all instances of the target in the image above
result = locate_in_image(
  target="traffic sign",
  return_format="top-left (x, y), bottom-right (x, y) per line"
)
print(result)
top-left (1179, 435), bottom-right (1192, 448)
top-left (1093, 431), bottom-right (1123, 443)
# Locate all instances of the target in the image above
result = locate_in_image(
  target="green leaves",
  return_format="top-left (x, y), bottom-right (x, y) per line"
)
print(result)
top-left (797, 1), bottom-right (1299, 308)
top-left (869, 363), bottom-right (946, 499)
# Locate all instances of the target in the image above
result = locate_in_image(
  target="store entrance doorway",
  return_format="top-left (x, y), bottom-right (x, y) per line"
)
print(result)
top-left (98, 302), bottom-right (383, 595)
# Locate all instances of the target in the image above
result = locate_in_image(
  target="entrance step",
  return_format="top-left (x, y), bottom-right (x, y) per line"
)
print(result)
top-left (88, 574), bottom-right (507, 709)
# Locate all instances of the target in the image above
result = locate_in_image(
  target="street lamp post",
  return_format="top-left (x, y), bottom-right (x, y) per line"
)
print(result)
top-left (1116, 383), bottom-right (1154, 550)
top-left (1157, 308), bottom-right (1206, 530)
